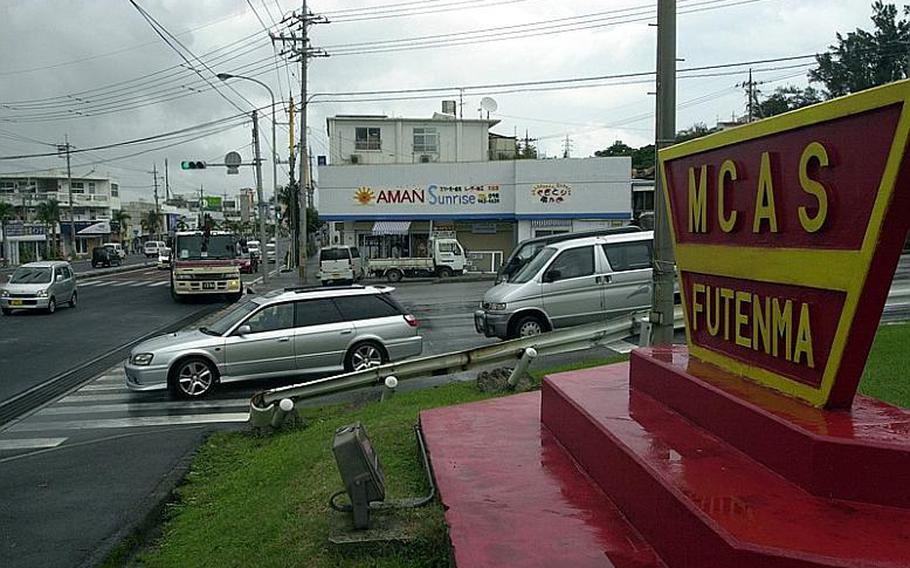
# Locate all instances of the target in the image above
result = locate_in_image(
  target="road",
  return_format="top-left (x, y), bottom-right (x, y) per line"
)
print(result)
top-left (0, 253), bottom-right (150, 280)
top-left (0, 258), bottom-right (908, 568)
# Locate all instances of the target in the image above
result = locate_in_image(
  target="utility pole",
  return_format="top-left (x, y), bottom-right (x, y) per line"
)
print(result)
top-left (164, 158), bottom-right (170, 202)
top-left (273, 2), bottom-right (328, 280)
top-left (252, 109), bottom-right (269, 283)
top-left (64, 136), bottom-right (75, 258)
top-left (748, 68), bottom-right (754, 122)
top-left (650, 0), bottom-right (677, 345)
top-left (287, 94), bottom-right (298, 267)
top-left (152, 163), bottom-right (160, 240)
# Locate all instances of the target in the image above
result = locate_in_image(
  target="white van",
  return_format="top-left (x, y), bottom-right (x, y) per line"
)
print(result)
top-left (318, 245), bottom-right (364, 285)
top-left (143, 240), bottom-right (165, 258)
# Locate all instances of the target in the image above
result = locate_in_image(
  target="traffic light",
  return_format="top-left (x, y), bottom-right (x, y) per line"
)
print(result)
top-left (180, 160), bottom-right (206, 170)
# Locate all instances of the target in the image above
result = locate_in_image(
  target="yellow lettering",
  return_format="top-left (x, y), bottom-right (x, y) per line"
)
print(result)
top-left (753, 152), bottom-right (779, 233)
top-left (706, 285), bottom-right (721, 336)
top-left (692, 283), bottom-right (705, 331)
top-left (688, 165), bottom-right (708, 233)
top-left (752, 295), bottom-right (771, 354)
top-left (798, 142), bottom-right (829, 233)
top-left (793, 303), bottom-right (815, 368)
top-left (772, 298), bottom-right (793, 361)
top-left (717, 159), bottom-right (738, 232)
top-left (734, 291), bottom-right (751, 348)
top-left (720, 288), bottom-right (735, 341)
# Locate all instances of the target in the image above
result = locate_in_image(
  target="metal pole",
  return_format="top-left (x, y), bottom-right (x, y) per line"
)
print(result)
top-left (65, 136), bottom-right (75, 259)
top-left (271, 87), bottom-right (279, 275)
top-left (298, 0), bottom-right (309, 282)
top-left (288, 95), bottom-right (298, 268)
top-left (650, 0), bottom-right (677, 345)
top-left (252, 110), bottom-right (269, 283)
top-left (152, 163), bottom-right (159, 241)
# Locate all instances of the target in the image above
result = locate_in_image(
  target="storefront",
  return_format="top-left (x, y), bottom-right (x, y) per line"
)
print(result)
top-left (0, 222), bottom-right (49, 265)
top-left (319, 157), bottom-right (632, 271)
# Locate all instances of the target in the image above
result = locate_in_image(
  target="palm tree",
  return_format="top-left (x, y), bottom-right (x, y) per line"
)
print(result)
top-left (112, 210), bottom-right (131, 243)
top-left (35, 199), bottom-right (61, 259)
top-left (0, 202), bottom-right (13, 265)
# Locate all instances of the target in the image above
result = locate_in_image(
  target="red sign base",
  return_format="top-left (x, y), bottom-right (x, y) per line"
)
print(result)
top-left (540, 351), bottom-right (910, 567)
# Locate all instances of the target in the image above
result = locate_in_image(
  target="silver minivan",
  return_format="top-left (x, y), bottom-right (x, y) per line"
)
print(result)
top-left (475, 231), bottom-right (654, 339)
top-left (0, 261), bottom-right (78, 315)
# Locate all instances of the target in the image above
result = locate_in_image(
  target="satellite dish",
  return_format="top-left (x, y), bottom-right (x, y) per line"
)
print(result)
top-left (480, 97), bottom-right (498, 113)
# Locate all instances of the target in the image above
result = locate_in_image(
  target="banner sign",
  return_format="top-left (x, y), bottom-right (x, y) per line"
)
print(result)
top-left (659, 80), bottom-right (910, 408)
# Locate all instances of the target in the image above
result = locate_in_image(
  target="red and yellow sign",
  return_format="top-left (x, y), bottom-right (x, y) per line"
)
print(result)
top-left (659, 80), bottom-right (910, 408)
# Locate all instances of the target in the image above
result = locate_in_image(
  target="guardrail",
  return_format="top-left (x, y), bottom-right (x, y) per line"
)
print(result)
top-left (249, 306), bottom-right (685, 429)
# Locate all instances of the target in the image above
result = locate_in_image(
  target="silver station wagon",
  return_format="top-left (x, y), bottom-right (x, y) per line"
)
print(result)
top-left (126, 285), bottom-right (423, 398)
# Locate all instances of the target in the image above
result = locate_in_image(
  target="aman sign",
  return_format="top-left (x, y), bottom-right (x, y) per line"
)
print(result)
top-left (659, 81), bottom-right (910, 408)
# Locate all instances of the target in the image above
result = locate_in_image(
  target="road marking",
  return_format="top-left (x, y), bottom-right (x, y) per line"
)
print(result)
top-left (111, 281), bottom-right (135, 287)
top-left (34, 399), bottom-right (250, 416)
top-left (130, 281), bottom-right (151, 287)
top-left (0, 437), bottom-right (67, 451)
top-left (8, 413), bottom-right (250, 432)
top-left (56, 393), bottom-right (141, 404)
top-left (78, 383), bottom-right (129, 392)
top-left (149, 281), bottom-right (169, 287)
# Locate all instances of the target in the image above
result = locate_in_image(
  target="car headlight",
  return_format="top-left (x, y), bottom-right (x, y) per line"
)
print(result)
top-left (175, 274), bottom-right (193, 280)
top-left (483, 302), bottom-right (507, 311)
top-left (35, 289), bottom-right (48, 297)
top-left (0, 289), bottom-right (8, 298)
top-left (130, 353), bottom-right (154, 366)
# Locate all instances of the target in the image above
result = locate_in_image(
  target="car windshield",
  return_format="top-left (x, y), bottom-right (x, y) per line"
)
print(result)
top-left (175, 235), bottom-right (238, 260)
top-left (510, 247), bottom-right (556, 284)
top-left (9, 267), bottom-right (53, 284)
top-left (500, 242), bottom-right (545, 283)
top-left (204, 300), bottom-right (259, 335)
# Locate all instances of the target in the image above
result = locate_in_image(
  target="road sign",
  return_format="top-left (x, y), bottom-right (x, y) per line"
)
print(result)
top-left (659, 80), bottom-right (910, 408)
top-left (225, 151), bottom-right (242, 175)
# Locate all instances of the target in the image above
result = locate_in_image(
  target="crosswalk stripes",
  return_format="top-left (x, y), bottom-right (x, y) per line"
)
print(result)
top-left (77, 279), bottom-right (169, 289)
top-left (0, 363), bottom-right (251, 452)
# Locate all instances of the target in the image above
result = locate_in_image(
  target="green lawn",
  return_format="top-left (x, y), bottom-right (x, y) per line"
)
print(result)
top-left (121, 324), bottom-right (909, 568)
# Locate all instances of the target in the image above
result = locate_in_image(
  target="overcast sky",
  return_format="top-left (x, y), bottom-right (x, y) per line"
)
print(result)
top-left (0, 0), bottom-right (880, 205)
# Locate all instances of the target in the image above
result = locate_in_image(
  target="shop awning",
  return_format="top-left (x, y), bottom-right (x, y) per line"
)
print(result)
top-left (371, 221), bottom-right (411, 235)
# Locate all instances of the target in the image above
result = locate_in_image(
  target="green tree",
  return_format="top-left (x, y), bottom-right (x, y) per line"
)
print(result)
top-left (810, 1), bottom-right (910, 97)
top-left (112, 210), bottom-right (130, 243)
top-left (754, 85), bottom-right (823, 118)
top-left (35, 199), bottom-right (61, 259)
top-left (140, 209), bottom-right (160, 238)
top-left (516, 139), bottom-right (538, 159)
top-left (0, 201), bottom-right (13, 264)
top-left (594, 140), bottom-right (655, 172)
top-left (674, 122), bottom-right (718, 143)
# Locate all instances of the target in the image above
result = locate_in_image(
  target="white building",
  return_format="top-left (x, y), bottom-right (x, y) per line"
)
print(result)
top-left (0, 171), bottom-right (121, 258)
top-left (327, 112), bottom-right (498, 166)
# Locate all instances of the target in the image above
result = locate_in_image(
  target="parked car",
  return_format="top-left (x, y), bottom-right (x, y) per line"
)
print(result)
top-left (238, 251), bottom-right (258, 274)
top-left (0, 261), bottom-right (78, 315)
top-left (92, 246), bottom-right (122, 268)
top-left (265, 241), bottom-right (276, 263)
top-left (143, 240), bottom-right (165, 258)
top-left (318, 245), bottom-right (365, 285)
top-left (157, 247), bottom-right (172, 270)
top-left (475, 231), bottom-right (655, 339)
top-left (101, 242), bottom-right (127, 260)
top-left (125, 285), bottom-right (422, 398)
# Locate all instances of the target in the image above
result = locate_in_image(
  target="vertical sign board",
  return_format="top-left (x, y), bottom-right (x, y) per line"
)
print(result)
top-left (659, 81), bottom-right (910, 408)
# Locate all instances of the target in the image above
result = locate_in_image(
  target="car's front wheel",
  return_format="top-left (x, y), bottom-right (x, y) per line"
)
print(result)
top-left (69, 291), bottom-right (77, 308)
top-left (46, 297), bottom-right (56, 314)
top-left (344, 341), bottom-right (387, 372)
top-left (512, 314), bottom-right (546, 339)
top-left (170, 358), bottom-right (217, 398)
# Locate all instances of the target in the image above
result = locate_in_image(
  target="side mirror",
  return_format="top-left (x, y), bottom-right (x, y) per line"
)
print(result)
top-left (236, 324), bottom-right (252, 336)
top-left (543, 269), bottom-right (561, 283)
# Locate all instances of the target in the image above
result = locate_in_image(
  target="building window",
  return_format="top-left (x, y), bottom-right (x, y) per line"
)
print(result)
top-left (0, 181), bottom-right (14, 193)
top-left (413, 127), bottom-right (438, 153)
top-left (355, 127), bottom-right (381, 151)
top-left (71, 181), bottom-right (84, 194)
top-left (88, 182), bottom-right (96, 194)
top-left (111, 183), bottom-right (119, 197)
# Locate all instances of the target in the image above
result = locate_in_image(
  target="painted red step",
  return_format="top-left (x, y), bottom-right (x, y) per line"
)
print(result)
top-left (629, 346), bottom-right (910, 508)
top-left (541, 363), bottom-right (910, 568)
top-left (421, 393), bottom-right (667, 568)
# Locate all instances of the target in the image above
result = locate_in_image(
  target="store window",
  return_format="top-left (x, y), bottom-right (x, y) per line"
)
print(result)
top-left (534, 229), bottom-right (570, 238)
top-left (413, 127), bottom-right (438, 153)
top-left (355, 127), bottom-right (381, 151)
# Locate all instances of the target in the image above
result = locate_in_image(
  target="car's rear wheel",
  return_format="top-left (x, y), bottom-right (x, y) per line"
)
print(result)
top-left (345, 341), bottom-right (387, 372)
top-left (170, 358), bottom-right (217, 398)
top-left (46, 297), bottom-right (56, 314)
top-left (386, 269), bottom-right (403, 283)
top-left (69, 291), bottom-right (77, 308)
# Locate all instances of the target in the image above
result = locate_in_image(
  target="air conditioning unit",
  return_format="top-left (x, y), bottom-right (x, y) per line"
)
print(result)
top-left (419, 154), bottom-right (433, 163)
top-left (350, 154), bottom-right (360, 164)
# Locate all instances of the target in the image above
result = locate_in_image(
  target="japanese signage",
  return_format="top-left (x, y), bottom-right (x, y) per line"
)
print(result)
top-left (531, 183), bottom-right (572, 204)
top-left (659, 80), bottom-right (910, 408)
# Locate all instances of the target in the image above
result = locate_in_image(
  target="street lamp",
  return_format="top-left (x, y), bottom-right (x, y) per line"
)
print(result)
top-left (217, 73), bottom-right (278, 282)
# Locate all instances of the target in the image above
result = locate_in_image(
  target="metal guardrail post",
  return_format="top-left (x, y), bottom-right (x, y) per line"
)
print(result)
top-left (508, 348), bottom-right (537, 388)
